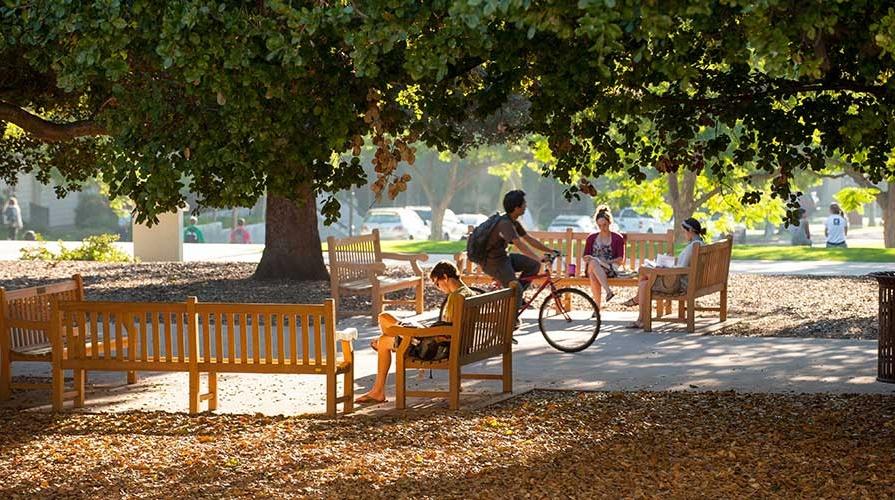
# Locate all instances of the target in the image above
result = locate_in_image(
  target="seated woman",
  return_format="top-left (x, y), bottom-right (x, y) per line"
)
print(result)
top-left (355, 261), bottom-right (475, 404)
top-left (623, 217), bottom-right (706, 329)
top-left (582, 205), bottom-right (625, 306)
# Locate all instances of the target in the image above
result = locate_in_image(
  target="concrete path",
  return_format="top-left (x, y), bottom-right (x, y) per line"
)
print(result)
top-left (3, 310), bottom-right (892, 417)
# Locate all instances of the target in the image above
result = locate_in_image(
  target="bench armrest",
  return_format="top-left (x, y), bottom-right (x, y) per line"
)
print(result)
top-left (380, 252), bottom-right (428, 275)
top-left (336, 262), bottom-right (387, 273)
top-left (642, 266), bottom-right (689, 277)
top-left (385, 325), bottom-right (455, 338)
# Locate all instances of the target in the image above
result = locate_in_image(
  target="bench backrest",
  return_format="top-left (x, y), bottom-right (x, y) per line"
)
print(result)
top-left (53, 298), bottom-right (338, 373)
top-left (327, 230), bottom-right (383, 283)
top-left (450, 286), bottom-right (516, 365)
top-left (1, 275), bottom-right (84, 351)
top-left (688, 236), bottom-right (733, 295)
top-left (456, 228), bottom-right (675, 278)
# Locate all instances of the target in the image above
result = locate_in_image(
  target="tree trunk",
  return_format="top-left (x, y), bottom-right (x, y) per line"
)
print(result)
top-left (847, 210), bottom-right (863, 228)
top-left (666, 170), bottom-right (698, 243)
top-left (430, 203), bottom-right (447, 241)
top-left (253, 183), bottom-right (329, 281)
top-left (883, 184), bottom-right (895, 248)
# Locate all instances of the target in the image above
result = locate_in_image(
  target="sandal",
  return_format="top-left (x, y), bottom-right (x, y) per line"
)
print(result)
top-left (605, 290), bottom-right (615, 303)
top-left (622, 297), bottom-right (638, 307)
top-left (369, 340), bottom-right (379, 352)
top-left (626, 322), bottom-right (643, 329)
top-left (355, 394), bottom-right (388, 405)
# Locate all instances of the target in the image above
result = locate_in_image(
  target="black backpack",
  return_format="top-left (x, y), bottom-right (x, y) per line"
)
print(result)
top-left (465, 213), bottom-right (503, 265)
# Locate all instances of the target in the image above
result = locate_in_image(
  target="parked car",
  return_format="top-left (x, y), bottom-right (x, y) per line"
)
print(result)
top-left (405, 206), bottom-right (466, 240)
top-left (360, 208), bottom-right (430, 240)
top-left (456, 213), bottom-right (489, 237)
top-left (546, 214), bottom-right (597, 233)
top-left (616, 207), bottom-right (670, 234)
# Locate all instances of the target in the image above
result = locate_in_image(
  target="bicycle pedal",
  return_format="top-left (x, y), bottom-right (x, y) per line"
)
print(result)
top-left (511, 337), bottom-right (519, 345)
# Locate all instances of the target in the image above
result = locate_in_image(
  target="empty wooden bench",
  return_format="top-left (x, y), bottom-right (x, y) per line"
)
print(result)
top-left (328, 229), bottom-right (428, 325)
top-left (456, 228), bottom-right (675, 293)
top-left (642, 236), bottom-right (733, 332)
top-left (391, 284), bottom-right (517, 410)
top-left (0, 274), bottom-right (136, 400)
top-left (50, 298), bottom-right (354, 416)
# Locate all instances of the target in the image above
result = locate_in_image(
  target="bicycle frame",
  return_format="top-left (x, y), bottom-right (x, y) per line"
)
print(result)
top-left (511, 263), bottom-right (575, 321)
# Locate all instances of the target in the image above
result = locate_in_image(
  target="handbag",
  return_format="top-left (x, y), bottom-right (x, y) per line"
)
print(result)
top-left (651, 275), bottom-right (681, 295)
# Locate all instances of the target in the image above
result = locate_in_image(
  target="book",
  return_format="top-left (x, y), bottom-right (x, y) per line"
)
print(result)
top-left (643, 254), bottom-right (675, 268)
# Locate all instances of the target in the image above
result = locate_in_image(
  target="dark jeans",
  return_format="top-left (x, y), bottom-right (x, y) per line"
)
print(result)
top-left (6, 226), bottom-right (16, 240)
top-left (483, 253), bottom-right (540, 307)
top-left (826, 241), bottom-right (847, 248)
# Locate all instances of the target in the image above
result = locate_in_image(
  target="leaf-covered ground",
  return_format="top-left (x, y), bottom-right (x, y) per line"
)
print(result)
top-left (0, 261), bottom-right (880, 339)
top-left (1, 390), bottom-right (893, 498)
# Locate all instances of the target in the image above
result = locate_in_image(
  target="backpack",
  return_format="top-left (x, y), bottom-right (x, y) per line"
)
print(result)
top-left (465, 213), bottom-right (503, 266)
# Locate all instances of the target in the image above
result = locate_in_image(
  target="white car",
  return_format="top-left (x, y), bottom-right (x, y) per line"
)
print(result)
top-left (616, 207), bottom-right (670, 234)
top-left (546, 215), bottom-right (597, 233)
top-left (456, 213), bottom-right (489, 237)
top-left (405, 206), bottom-right (466, 240)
top-left (360, 208), bottom-right (430, 240)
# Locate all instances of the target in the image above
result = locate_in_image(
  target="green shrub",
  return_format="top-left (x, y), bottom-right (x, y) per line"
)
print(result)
top-left (19, 234), bottom-right (132, 263)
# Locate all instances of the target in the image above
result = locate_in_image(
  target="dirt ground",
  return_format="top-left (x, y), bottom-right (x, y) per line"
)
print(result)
top-left (1, 390), bottom-right (892, 498)
top-left (0, 261), bottom-right (880, 339)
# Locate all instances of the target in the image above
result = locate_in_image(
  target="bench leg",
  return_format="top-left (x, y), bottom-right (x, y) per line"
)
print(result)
top-left (326, 372), bottom-right (337, 417)
top-left (208, 372), bottom-right (218, 411)
top-left (73, 369), bottom-right (85, 408)
top-left (189, 370), bottom-right (200, 415)
top-left (719, 287), bottom-right (728, 321)
top-left (396, 358), bottom-right (406, 410)
top-left (52, 365), bottom-right (65, 412)
top-left (687, 298), bottom-right (696, 333)
top-left (502, 349), bottom-right (513, 394)
top-left (449, 364), bottom-right (460, 410)
top-left (127, 370), bottom-right (138, 385)
top-left (0, 351), bottom-right (10, 401)
top-left (343, 366), bottom-right (354, 414)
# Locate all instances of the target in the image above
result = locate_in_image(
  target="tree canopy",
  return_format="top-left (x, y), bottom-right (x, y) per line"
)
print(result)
top-left (2, 0), bottom-right (893, 232)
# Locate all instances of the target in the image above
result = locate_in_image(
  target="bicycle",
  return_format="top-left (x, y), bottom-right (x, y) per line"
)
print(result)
top-left (466, 252), bottom-right (601, 353)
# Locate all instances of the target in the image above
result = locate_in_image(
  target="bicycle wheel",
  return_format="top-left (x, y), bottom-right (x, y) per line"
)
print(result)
top-left (538, 287), bottom-right (600, 353)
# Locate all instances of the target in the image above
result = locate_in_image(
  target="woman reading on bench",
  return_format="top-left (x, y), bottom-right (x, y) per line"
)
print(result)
top-left (355, 261), bottom-right (476, 405)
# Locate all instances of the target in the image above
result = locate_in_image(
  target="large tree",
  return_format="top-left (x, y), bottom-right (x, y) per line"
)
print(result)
top-left (4, 0), bottom-right (895, 282)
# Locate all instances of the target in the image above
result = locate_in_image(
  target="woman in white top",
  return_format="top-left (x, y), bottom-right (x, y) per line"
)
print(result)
top-left (624, 217), bottom-right (706, 329)
top-left (824, 203), bottom-right (848, 248)
top-left (3, 197), bottom-right (23, 240)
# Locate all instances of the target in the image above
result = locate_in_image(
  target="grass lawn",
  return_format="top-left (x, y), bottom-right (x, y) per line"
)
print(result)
top-left (333, 239), bottom-right (895, 263)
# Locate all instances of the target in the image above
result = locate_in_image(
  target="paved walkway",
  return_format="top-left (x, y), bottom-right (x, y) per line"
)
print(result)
top-left (3, 311), bottom-right (892, 417)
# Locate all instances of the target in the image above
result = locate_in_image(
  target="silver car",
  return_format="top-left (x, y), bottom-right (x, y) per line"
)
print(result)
top-left (360, 208), bottom-right (430, 240)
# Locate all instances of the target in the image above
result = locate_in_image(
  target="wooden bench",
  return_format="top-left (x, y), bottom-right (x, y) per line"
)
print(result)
top-left (642, 236), bottom-right (733, 332)
top-left (328, 229), bottom-right (428, 325)
top-left (456, 228), bottom-right (675, 293)
top-left (0, 274), bottom-right (136, 400)
top-left (50, 298), bottom-right (354, 416)
top-left (391, 284), bottom-right (517, 410)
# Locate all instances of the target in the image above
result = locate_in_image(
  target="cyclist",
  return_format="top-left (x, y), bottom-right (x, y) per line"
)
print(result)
top-left (482, 190), bottom-right (559, 306)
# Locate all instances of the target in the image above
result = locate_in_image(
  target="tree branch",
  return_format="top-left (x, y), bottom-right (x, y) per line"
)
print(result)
top-left (694, 185), bottom-right (723, 208)
top-left (0, 101), bottom-right (106, 142)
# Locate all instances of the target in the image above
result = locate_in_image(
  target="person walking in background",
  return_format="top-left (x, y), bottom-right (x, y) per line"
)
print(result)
top-left (229, 218), bottom-right (251, 244)
top-left (789, 208), bottom-right (811, 246)
top-left (824, 203), bottom-right (848, 248)
top-left (3, 197), bottom-right (23, 240)
top-left (184, 216), bottom-right (206, 243)
top-left (583, 205), bottom-right (625, 305)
